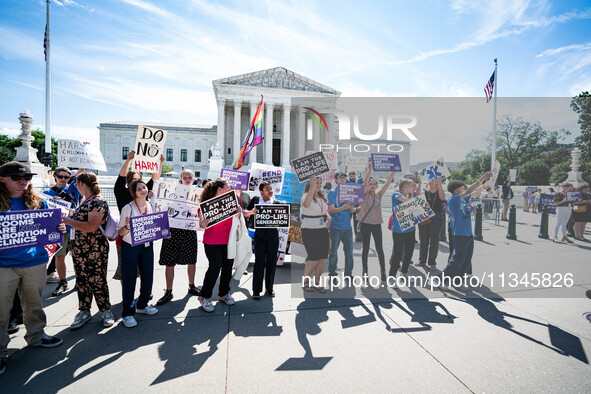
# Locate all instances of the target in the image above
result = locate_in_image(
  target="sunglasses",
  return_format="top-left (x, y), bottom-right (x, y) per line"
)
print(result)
top-left (10, 174), bottom-right (33, 181)
top-left (55, 174), bottom-right (70, 180)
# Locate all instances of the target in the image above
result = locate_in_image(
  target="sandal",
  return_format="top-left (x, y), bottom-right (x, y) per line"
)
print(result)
top-left (303, 279), bottom-right (315, 292)
top-left (314, 286), bottom-right (327, 294)
top-left (552, 237), bottom-right (561, 243)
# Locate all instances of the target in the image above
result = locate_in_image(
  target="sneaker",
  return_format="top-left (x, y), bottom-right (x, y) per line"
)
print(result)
top-left (46, 272), bottom-right (60, 283)
top-left (136, 305), bottom-right (158, 315)
top-left (188, 284), bottom-right (201, 296)
top-left (0, 356), bottom-right (5, 376)
top-left (101, 310), bottom-right (115, 327)
top-left (219, 293), bottom-right (236, 306)
top-left (52, 280), bottom-right (69, 297)
top-left (70, 311), bottom-right (91, 330)
top-left (429, 265), bottom-right (438, 271)
top-left (199, 297), bottom-right (215, 312)
top-left (156, 289), bottom-right (173, 306)
top-left (252, 292), bottom-right (262, 299)
top-left (7, 319), bottom-right (19, 334)
top-left (122, 316), bottom-right (137, 328)
top-left (31, 335), bottom-right (63, 348)
top-left (415, 262), bottom-right (427, 267)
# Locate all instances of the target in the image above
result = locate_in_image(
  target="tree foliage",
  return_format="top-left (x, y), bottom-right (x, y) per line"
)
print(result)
top-left (571, 91), bottom-right (591, 161)
top-left (0, 130), bottom-right (58, 167)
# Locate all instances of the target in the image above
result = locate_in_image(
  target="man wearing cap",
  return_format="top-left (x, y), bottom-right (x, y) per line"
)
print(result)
top-left (327, 172), bottom-right (360, 280)
top-left (0, 162), bottom-right (66, 376)
top-left (43, 166), bottom-right (82, 296)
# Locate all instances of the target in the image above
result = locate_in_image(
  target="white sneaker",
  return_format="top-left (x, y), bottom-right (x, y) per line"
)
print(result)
top-left (122, 316), bottom-right (137, 328)
top-left (199, 297), bottom-right (215, 312)
top-left (136, 305), bottom-right (158, 315)
top-left (101, 310), bottom-right (115, 327)
top-left (219, 293), bottom-right (236, 306)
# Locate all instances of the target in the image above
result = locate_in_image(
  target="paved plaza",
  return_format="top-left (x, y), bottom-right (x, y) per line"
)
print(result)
top-left (2, 207), bottom-right (591, 393)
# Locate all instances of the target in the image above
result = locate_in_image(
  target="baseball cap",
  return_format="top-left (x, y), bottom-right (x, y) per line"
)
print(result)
top-left (0, 161), bottom-right (37, 177)
top-left (335, 171), bottom-right (347, 178)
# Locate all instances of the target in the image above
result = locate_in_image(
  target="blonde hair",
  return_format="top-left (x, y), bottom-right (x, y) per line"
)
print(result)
top-left (399, 179), bottom-right (414, 193)
top-left (180, 169), bottom-right (194, 179)
top-left (0, 182), bottom-right (42, 211)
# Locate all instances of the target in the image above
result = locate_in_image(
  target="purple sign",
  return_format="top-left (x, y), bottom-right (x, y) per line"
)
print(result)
top-left (337, 183), bottom-right (365, 205)
top-left (566, 191), bottom-right (583, 202)
top-left (371, 154), bottom-right (401, 172)
top-left (221, 168), bottom-right (250, 191)
top-left (129, 211), bottom-right (170, 246)
top-left (539, 193), bottom-right (556, 214)
top-left (0, 208), bottom-right (63, 251)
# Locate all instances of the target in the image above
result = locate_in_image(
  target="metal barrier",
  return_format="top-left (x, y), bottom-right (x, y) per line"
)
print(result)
top-left (477, 198), bottom-right (501, 226)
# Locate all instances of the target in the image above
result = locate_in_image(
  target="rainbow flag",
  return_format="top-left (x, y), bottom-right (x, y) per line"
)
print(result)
top-left (233, 96), bottom-right (264, 169)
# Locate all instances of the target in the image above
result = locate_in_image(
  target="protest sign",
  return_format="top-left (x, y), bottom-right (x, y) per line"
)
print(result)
top-left (129, 211), bottom-right (170, 246)
top-left (200, 190), bottom-right (240, 228)
top-left (318, 152), bottom-right (338, 183)
top-left (133, 125), bottom-right (168, 173)
top-left (288, 219), bottom-right (303, 244)
top-left (248, 163), bottom-right (285, 195)
top-left (509, 169), bottom-right (517, 182)
top-left (42, 193), bottom-right (73, 215)
top-left (0, 209), bottom-right (63, 251)
top-left (418, 158), bottom-right (451, 182)
top-left (275, 172), bottom-right (306, 203)
top-left (278, 227), bottom-right (289, 254)
top-left (566, 191), bottom-right (583, 202)
top-left (346, 156), bottom-right (369, 174)
top-left (539, 193), bottom-right (556, 214)
top-left (393, 196), bottom-right (436, 231)
top-left (371, 153), bottom-right (401, 172)
top-left (58, 139), bottom-right (107, 171)
top-left (254, 204), bottom-right (290, 229)
top-left (152, 180), bottom-right (201, 230)
top-left (45, 243), bottom-right (62, 259)
top-left (527, 186), bottom-right (538, 193)
top-left (291, 152), bottom-right (331, 183)
top-left (220, 169), bottom-right (250, 191)
top-left (485, 160), bottom-right (501, 188)
top-left (336, 183), bottom-right (364, 205)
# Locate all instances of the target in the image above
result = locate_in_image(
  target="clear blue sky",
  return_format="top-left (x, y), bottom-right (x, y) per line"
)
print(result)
top-left (1, 0), bottom-right (589, 163)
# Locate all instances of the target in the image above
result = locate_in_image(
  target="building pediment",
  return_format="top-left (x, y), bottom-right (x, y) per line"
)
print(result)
top-left (213, 67), bottom-right (340, 96)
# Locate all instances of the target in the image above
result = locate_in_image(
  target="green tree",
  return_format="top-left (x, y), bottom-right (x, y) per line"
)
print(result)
top-left (517, 159), bottom-right (550, 185)
top-left (571, 92), bottom-right (591, 162)
top-left (0, 131), bottom-right (58, 167)
top-left (460, 149), bottom-right (490, 183)
top-left (549, 161), bottom-right (571, 185)
top-left (161, 162), bottom-right (174, 174)
top-left (0, 134), bottom-right (20, 164)
top-left (31, 130), bottom-right (58, 165)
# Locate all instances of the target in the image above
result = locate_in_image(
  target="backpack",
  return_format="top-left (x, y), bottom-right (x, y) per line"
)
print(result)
top-left (86, 198), bottom-right (119, 241)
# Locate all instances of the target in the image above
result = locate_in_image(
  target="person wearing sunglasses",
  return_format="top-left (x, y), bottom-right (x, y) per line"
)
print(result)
top-left (0, 162), bottom-right (67, 377)
top-left (43, 166), bottom-right (83, 296)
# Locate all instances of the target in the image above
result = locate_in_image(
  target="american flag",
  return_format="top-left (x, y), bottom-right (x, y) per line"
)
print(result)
top-left (484, 70), bottom-right (495, 103)
top-left (44, 23), bottom-right (48, 61)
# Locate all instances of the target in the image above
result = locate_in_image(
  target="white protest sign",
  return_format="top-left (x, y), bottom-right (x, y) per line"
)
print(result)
top-left (42, 193), bottom-right (73, 216)
top-left (393, 195), bottom-right (436, 231)
top-left (485, 160), bottom-right (501, 188)
top-left (152, 180), bottom-right (202, 230)
top-left (133, 125), bottom-right (168, 174)
top-left (277, 227), bottom-right (289, 267)
top-left (58, 139), bottom-right (107, 171)
top-left (319, 152), bottom-right (338, 183)
top-left (346, 156), bottom-right (368, 174)
top-left (418, 158), bottom-right (451, 182)
top-left (509, 169), bottom-right (517, 182)
top-left (248, 162), bottom-right (285, 195)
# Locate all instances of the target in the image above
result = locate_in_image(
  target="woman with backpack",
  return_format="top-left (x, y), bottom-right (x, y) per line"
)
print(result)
top-left (62, 172), bottom-right (113, 330)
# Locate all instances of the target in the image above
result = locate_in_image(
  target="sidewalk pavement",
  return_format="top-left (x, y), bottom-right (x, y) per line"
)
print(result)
top-left (2, 207), bottom-right (590, 393)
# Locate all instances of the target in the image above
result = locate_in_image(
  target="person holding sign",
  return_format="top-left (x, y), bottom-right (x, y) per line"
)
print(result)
top-left (0, 162), bottom-right (67, 376)
top-left (437, 172), bottom-right (493, 290)
top-left (572, 185), bottom-right (590, 241)
top-left (327, 172), bottom-right (359, 280)
top-left (501, 180), bottom-right (514, 221)
top-left (417, 177), bottom-right (446, 271)
top-left (156, 169), bottom-right (201, 306)
top-left (113, 150), bottom-right (164, 284)
top-left (244, 182), bottom-right (281, 299)
top-left (358, 163), bottom-right (395, 281)
top-left (389, 179), bottom-right (420, 281)
top-left (300, 176), bottom-right (331, 292)
top-left (553, 182), bottom-right (575, 243)
top-left (197, 179), bottom-right (238, 312)
top-left (62, 172), bottom-right (114, 330)
top-left (117, 180), bottom-right (159, 328)
top-left (44, 166), bottom-right (82, 296)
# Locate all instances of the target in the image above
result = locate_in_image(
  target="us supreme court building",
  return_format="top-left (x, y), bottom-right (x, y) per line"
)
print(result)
top-left (99, 67), bottom-right (411, 177)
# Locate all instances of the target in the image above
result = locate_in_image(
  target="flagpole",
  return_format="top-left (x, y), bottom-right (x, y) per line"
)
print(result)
top-left (491, 58), bottom-right (497, 172)
top-left (44, 0), bottom-right (52, 165)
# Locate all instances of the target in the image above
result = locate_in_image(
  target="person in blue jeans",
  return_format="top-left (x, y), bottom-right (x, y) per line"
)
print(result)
top-left (328, 172), bottom-right (360, 279)
top-left (118, 180), bottom-right (158, 328)
top-left (439, 171), bottom-right (493, 290)
top-left (389, 179), bottom-right (419, 282)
